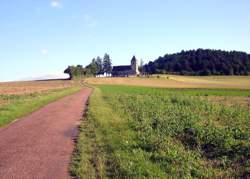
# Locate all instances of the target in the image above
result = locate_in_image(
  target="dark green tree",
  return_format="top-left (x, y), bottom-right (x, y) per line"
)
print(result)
top-left (96, 56), bottom-right (103, 73)
top-left (103, 53), bottom-right (112, 73)
top-left (85, 58), bottom-right (99, 75)
top-left (64, 65), bottom-right (86, 79)
top-left (143, 49), bottom-right (250, 76)
top-left (64, 66), bottom-right (73, 79)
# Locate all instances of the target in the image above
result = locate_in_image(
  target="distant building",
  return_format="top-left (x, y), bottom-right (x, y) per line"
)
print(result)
top-left (96, 72), bottom-right (112, 78)
top-left (112, 56), bottom-right (140, 77)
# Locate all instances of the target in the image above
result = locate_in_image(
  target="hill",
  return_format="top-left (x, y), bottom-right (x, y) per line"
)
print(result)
top-left (143, 49), bottom-right (250, 75)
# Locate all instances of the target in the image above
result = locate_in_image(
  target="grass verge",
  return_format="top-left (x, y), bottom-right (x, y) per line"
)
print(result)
top-left (0, 87), bottom-right (81, 127)
top-left (70, 87), bottom-right (120, 178)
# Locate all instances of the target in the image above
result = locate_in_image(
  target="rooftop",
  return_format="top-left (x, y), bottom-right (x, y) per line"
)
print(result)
top-left (112, 65), bottom-right (131, 72)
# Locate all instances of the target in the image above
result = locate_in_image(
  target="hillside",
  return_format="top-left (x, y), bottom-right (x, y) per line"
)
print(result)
top-left (143, 49), bottom-right (250, 75)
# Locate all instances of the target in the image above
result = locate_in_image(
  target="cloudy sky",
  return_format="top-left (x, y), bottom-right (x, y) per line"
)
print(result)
top-left (0, 0), bottom-right (250, 81)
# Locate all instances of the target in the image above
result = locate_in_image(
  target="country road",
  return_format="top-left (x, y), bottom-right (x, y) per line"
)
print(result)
top-left (0, 88), bottom-right (92, 179)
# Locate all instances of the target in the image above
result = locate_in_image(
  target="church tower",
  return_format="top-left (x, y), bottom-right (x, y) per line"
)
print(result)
top-left (131, 56), bottom-right (140, 75)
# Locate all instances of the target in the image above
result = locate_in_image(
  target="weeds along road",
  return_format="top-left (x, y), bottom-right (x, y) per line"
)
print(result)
top-left (0, 88), bottom-right (92, 179)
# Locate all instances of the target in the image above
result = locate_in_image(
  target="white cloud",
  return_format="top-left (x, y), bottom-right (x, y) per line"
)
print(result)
top-left (51, 0), bottom-right (61, 8)
top-left (83, 14), bottom-right (98, 27)
top-left (41, 48), bottom-right (49, 55)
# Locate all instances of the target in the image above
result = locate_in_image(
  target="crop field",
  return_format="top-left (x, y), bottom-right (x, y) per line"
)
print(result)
top-left (72, 85), bottom-right (250, 178)
top-left (85, 75), bottom-right (250, 89)
top-left (0, 80), bottom-right (82, 127)
top-left (0, 80), bottom-right (77, 95)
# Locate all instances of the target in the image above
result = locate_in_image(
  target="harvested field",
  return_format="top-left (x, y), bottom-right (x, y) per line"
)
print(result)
top-left (168, 75), bottom-right (250, 89)
top-left (0, 80), bottom-right (78, 95)
top-left (85, 75), bottom-right (250, 89)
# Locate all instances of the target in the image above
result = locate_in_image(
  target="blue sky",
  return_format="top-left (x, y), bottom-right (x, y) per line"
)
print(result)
top-left (0, 0), bottom-right (250, 81)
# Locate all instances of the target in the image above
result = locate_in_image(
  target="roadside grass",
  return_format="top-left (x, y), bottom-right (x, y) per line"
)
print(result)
top-left (70, 88), bottom-right (121, 178)
top-left (0, 87), bottom-right (81, 127)
top-left (72, 85), bottom-right (250, 178)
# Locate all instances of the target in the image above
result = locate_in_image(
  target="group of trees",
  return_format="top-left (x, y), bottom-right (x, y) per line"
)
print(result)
top-left (65, 49), bottom-right (250, 79)
top-left (64, 53), bottom-right (112, 79)
top-left (142, 49), bottom-right (250, 76)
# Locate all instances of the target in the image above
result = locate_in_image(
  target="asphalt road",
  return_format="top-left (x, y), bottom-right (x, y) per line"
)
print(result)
top-left (0, 88), bottom-right (92, 179)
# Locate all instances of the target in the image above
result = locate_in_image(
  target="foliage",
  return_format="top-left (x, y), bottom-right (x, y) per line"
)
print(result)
top-left (64, 53), bottom-right (112, 78)
top-left (64, 65), bottom-right (87, 79)
top-left (96, 56), bottom-right (103, 73)
top-left (103, 53), bottom-right (112, 74)
top-left (71, 85), bottom-right (250, 178)
top-left (143, 49), bottom-right (250, 75)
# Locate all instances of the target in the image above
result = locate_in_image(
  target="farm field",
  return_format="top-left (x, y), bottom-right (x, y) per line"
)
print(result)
top-left (71, 85), bottom-right (250, 178)
top-left (0, 80), bottom-right (82, 127)
top-left (0, 80), bottom-right (77, 94)
top-left (85, 75), bottom-right (250, 89)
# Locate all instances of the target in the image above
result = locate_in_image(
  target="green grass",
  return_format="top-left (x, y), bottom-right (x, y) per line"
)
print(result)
top-left (71, 85), bottom-right (250, 178)
top-left (0, 87), bottom-right (81, 127)
top-left (95, 85), bottom-right (250, 97)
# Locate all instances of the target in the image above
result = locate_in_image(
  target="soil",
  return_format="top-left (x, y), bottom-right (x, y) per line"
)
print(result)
top-left (0, 88), bottom-right (92, 179)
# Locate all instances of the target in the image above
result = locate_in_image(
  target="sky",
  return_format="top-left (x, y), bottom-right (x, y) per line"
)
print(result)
top-left (0, 0), bottom-right (250, 82)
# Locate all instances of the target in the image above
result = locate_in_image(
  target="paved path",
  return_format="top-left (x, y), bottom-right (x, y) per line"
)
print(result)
top-left (0, 88), bottom-right (92, 179)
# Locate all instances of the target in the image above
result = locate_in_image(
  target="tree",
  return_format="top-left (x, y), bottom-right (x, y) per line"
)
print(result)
top-left (64, 54), bottom-right (111, 79)
top-left (85, 58), bottom-right (99, 75)
top-left (96, 56), bottom-right (103, 73)
top-left (142, 49), bottom-right (250, 76)
top-left (64, 65), bottom-right (86, 79)
top-left (103, 53), bottom-right (112, 74)
top-left (64, 66), bottom-right (73, 80)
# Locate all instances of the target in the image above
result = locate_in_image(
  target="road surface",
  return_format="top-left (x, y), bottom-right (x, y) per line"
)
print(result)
top-left (0, 88), bottom-right (92, 179)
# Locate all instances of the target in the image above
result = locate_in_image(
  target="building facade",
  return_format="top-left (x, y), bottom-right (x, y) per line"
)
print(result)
top-left (112, 56), bottom-right (140, 77)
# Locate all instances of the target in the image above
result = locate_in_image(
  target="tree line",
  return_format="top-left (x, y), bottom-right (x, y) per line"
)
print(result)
top-left (64, 53), bottom-right (112, 79)
top-left (142, 49), bottom-right (250, 75)
top-left (65, 49), bottom-right (250, 78)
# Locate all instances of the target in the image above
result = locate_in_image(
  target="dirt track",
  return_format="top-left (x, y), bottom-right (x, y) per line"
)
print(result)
top-left (0, 88), bottom-right (92, 179)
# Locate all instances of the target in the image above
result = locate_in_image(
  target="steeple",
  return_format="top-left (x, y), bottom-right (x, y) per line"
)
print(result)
top-left (131, 56), bottom-right (140, 75)
top-left (131, 56), bottom-right (136, 64)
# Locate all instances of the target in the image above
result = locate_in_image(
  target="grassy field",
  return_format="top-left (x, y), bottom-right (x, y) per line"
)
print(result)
top-left (0, 80), bottom-right (82, 127)
top-left (71, 85), bottom-right (250, 178)
top-left (85, 75), bottom-right (250, 89)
